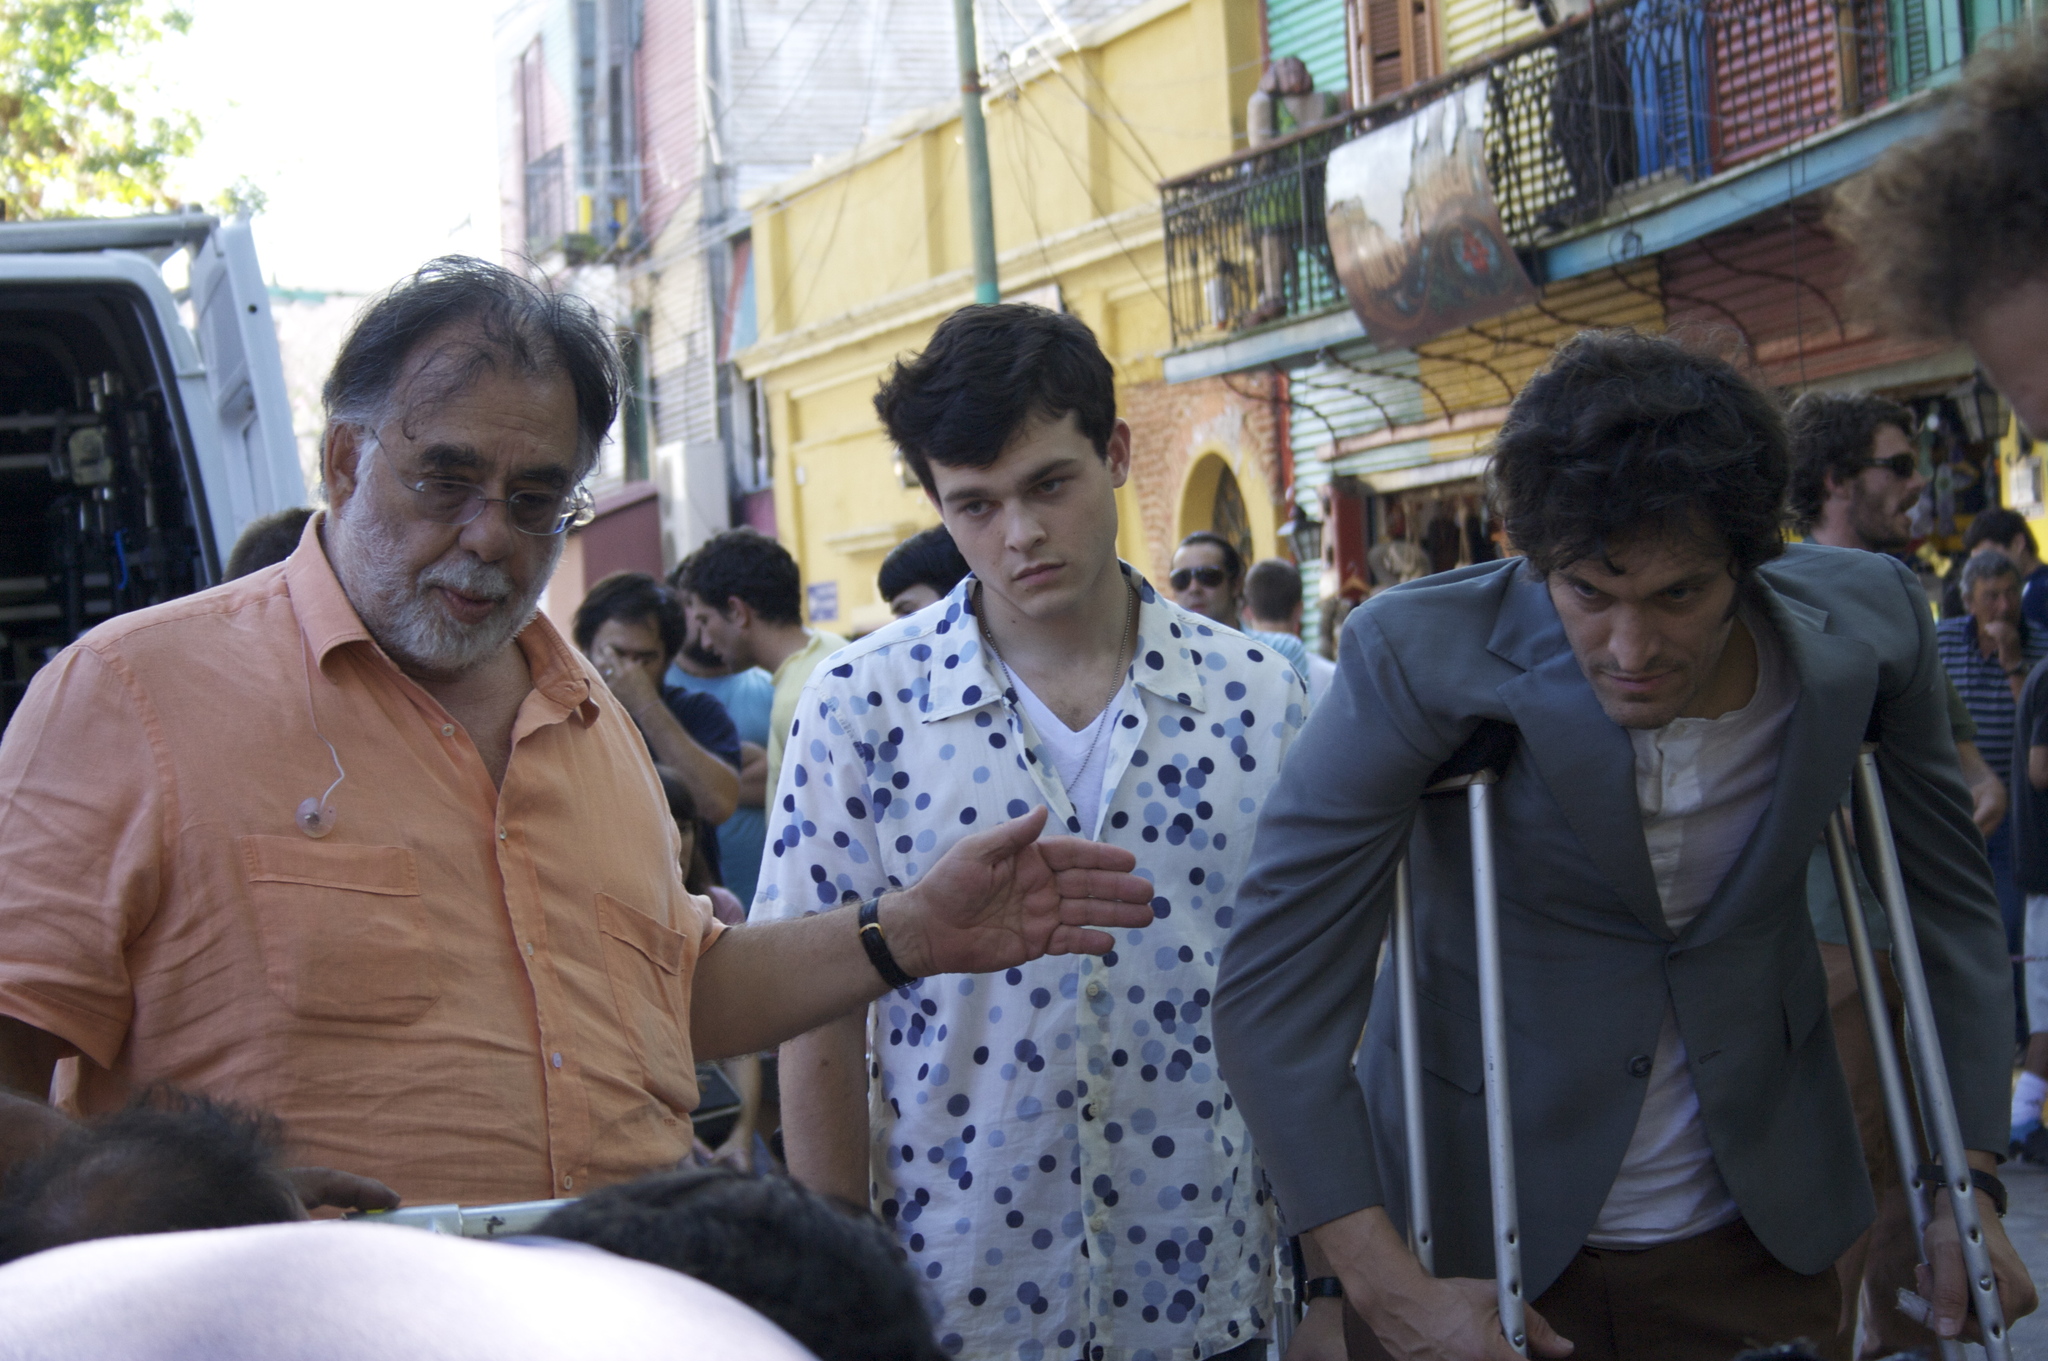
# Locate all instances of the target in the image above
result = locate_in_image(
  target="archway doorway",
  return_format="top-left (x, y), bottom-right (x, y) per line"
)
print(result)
top-left (1178, 453), bottom-right (1255, 567)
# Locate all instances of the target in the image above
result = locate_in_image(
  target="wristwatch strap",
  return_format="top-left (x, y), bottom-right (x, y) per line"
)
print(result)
top-left (857, 897), bottom-right (919, 990)
top-left (1918, 1162), bottom-right (2008, 1217)
top-left (1303, 1276), bottom-right (1345, 1300)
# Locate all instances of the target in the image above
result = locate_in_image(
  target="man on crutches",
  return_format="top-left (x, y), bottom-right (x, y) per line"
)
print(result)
top-left (1215, 330), bottom-right (2036, 1361)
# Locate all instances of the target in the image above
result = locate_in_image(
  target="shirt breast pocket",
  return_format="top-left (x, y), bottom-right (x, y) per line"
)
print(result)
top-left (238, 835), bottom-right (437, 1025)
top-left (596, 892), bottom-right (698, 1116)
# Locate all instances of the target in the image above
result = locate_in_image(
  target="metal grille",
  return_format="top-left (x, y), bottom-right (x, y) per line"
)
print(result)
top-left (1161, 0), bottom-right (1935, 348)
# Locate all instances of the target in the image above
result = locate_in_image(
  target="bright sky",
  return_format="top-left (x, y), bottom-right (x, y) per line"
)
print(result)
top-left (159, 0), bottom-right (505, 295)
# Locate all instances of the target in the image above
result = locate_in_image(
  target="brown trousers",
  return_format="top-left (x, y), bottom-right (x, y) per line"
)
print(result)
top-left (1337, 1218), bottom-right (1840, 1361)
top-left (1533, 1219), bottom-right (1843, 1361)
top-left (1820, 940), bottom-right (1939, 1356)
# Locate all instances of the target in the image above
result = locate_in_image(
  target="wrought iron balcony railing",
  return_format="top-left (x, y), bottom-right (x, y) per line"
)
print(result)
top-left (1160, 0), bottom-right (1960, 348)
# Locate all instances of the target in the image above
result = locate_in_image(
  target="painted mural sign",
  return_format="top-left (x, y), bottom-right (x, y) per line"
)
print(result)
top-left (1324, 83), bottom-right (1537, 349)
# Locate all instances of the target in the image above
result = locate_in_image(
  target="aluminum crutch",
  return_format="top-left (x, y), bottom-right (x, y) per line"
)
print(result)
top-left (1845, 745), bottom-right (2011, 1359)
top-left (1823, 809), bottom-right (1964, 1361)
top-left (1393, 859), bottom-right (1435, 1276)
top-left (1400, 726), bottom-right (1522, 1352)
top-left (1465, 768), bottom-right (1525, 1356)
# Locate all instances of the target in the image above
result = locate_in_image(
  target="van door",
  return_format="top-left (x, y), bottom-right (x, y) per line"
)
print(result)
top-left (188, 218), bottom-right (304, 552)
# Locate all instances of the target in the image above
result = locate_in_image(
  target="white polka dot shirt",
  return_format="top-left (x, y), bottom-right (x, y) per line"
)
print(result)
top-left (755, 567), bottom-right (1307, 1361)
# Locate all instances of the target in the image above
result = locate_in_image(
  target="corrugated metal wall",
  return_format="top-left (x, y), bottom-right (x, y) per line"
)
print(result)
top-left (1267, 0), bottom-right (1352, 96)
top-left (1440, 0), bottom-right (1541, 67)
top-left (1707, 0), bottom-right (1841, 169)
top-left (1415, 264), bottom-right (1664, 452)
top-left (1659, 207), bottom-right (1952, 389)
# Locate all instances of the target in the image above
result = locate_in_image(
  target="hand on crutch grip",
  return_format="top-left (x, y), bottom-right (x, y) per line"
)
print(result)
top-left (1832, 746), bottom-right (2036, 1356)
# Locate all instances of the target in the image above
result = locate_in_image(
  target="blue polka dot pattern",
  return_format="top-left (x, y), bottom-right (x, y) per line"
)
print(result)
top-left (755, 566), bottom-right (1305, 1361)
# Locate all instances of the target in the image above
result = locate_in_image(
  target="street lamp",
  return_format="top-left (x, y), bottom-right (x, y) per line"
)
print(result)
top-left (1953, 372), bottom-right (2010, 445)
top-left (1282, 505), bottom-right (1323, 564)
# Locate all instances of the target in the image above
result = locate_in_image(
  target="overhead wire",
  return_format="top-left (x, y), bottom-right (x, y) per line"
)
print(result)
top-left (1003, 80), bottom-right (1171, 310)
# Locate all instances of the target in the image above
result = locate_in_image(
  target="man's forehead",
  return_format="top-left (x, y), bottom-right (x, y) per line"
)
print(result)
top-left (930, 412), bottom-right (1092, 495)
top-left (1558, 534), bottom-right (1730, 586)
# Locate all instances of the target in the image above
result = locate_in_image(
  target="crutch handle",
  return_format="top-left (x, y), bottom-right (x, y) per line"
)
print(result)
top-left (1848, 749), bottom-right (2011, 1359)
top-left (1424, 720), bottom-right (1517, 795)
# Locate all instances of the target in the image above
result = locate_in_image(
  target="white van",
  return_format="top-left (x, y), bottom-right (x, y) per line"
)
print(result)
top-left (0, 211), bottom-right (300, 729)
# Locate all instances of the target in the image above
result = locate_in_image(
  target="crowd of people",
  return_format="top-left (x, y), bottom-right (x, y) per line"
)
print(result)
top-left (2, 14), bottom-right (2048, 1361)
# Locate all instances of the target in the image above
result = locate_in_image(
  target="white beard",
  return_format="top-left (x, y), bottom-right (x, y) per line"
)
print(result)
top-left (327, 490), bottom-right (559, 681)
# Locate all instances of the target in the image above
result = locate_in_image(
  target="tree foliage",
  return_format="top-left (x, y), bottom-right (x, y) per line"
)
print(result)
top-left (0, 1), bottom-right (197, 219)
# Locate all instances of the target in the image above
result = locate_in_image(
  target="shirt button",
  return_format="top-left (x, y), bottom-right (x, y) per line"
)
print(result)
top-left (1628, 1054), bottom-right (1653, 1078)
top-left (441, 724), bottom-right (455, 737)
top-left (562, 1175), bottom-right (573, 1191)
top-left (1086, 981), bottom-right (1103, 998)
top-left (1090, 1213), bottom-right (1107, 1233)
top-left (551, 1052), bottom-right (564, 1069)
top-left (498, 828), bottom-right (508, 841)
top-left (524, 942), bottom-right (535, 956)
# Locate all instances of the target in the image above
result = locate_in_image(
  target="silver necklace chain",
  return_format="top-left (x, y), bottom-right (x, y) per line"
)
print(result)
top-left (976, 579), bottom-right (1137, 800)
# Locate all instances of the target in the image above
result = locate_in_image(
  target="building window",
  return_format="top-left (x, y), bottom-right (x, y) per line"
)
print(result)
top-left (1346, 0), bottom-right (1439, 105)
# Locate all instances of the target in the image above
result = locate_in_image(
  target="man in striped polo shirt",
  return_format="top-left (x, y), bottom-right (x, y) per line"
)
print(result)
top-left (1938, 551), bottom-right (2047, 973)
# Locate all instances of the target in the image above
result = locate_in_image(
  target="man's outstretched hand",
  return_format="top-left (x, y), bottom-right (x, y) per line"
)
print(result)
top-left (878, 806), bottom-right (1155, 978)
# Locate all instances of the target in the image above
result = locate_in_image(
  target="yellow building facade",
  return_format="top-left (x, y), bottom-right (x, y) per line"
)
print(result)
top-left (735, 0), bottom-right (1277, 634)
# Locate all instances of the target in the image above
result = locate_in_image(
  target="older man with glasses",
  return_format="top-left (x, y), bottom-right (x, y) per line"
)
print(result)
top-left (0, 259), bottom-right (1155, 1210)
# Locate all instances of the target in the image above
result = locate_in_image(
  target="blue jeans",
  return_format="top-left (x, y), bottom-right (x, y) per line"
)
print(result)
top-left (1990, 814), bottom-right (2027, 1045)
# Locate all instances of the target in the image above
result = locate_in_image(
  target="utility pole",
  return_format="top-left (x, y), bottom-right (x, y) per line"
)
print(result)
top-left (952, 0), bottom-right (999, 304)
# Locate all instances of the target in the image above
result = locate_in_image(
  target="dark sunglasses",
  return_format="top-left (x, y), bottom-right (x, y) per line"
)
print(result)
top-left (1863, 452), bottom-right (1919, 479)
top-left (1170, 566), bottom-right (1230, 591)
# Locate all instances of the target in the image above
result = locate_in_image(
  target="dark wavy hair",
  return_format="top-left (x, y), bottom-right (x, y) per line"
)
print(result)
top-left (1785, 390), bottom-right (1914, 530)
top-left (323, 256), bottom-right (622, 475)
top-left (1832, 13), bottom-right (2048, 337)
top-left (1489, 330), bottom-right (1789, 577)
top-left (875, 303), bottom-right (1116, 497)
top-left (537, 1168), bottom-right (944, 1361)
top-left (0, 1088), bottom-right (300, 1264)
top-left (677, 527), bottom-right (803, 626)
top-left (573, 571), bottom-right (687, 662)
top-left (877, 525), bottom-right (971, 602)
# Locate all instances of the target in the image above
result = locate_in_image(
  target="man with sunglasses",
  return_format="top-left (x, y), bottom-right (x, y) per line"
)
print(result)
top-left (0, 260), bottom-right (1157, 1210)
top-left (1787, 390), bottom-right (2016, 1352)
top-left (1171, 531), bottom-right (1312, 684)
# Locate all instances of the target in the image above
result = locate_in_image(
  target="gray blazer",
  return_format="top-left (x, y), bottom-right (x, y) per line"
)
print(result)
top-left (1213, 543), bottom-right (2010, 1297)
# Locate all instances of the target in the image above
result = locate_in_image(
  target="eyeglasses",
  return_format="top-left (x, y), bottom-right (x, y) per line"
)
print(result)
top-left (1863, 453), bottom-right (1920, 480)
top-left (1170, 566), bottom-right (1230, 591)
top-left (400, 477), bottom-right (596, 536)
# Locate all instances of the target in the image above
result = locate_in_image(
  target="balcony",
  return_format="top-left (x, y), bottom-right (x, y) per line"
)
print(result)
top-left (1161, 0), bottom-right (1989, 352)
top-left (524, 149), bottom-right (645, 261)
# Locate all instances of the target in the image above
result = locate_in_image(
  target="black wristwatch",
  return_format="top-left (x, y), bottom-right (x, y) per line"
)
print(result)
top-left (1303, 1276), bottom-right (1345, 1300)
top-left (1918, 1162), bottom-right (2008, 1217)
top-left (857, 897), bottom-right (920, 990)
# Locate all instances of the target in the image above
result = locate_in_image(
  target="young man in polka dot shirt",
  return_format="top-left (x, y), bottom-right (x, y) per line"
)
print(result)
top-left (760, 304), bottom-right (1308, 1361)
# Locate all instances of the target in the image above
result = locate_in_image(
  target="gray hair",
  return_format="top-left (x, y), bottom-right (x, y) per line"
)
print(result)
top-left (1962, 548), bottom-right (2020, 598)
top-left (322, 256), bottom-right (622, 476)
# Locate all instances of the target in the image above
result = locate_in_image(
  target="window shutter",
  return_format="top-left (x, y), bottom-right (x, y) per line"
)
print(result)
top-left (1347, 0), bottom-right (1438, 102)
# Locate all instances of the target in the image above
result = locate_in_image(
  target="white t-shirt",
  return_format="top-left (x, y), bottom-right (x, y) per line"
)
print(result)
top-left (1007, 669), bottom-right (1129, 839)
top-left (1587, 608), bottom-right (1799, 1247)
top-left (1306, 652), bottom-right (1338, 708)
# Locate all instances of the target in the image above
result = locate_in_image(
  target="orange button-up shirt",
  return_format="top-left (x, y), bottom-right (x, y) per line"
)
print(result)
top-left (0, 516), bottom-right (722, 1204)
